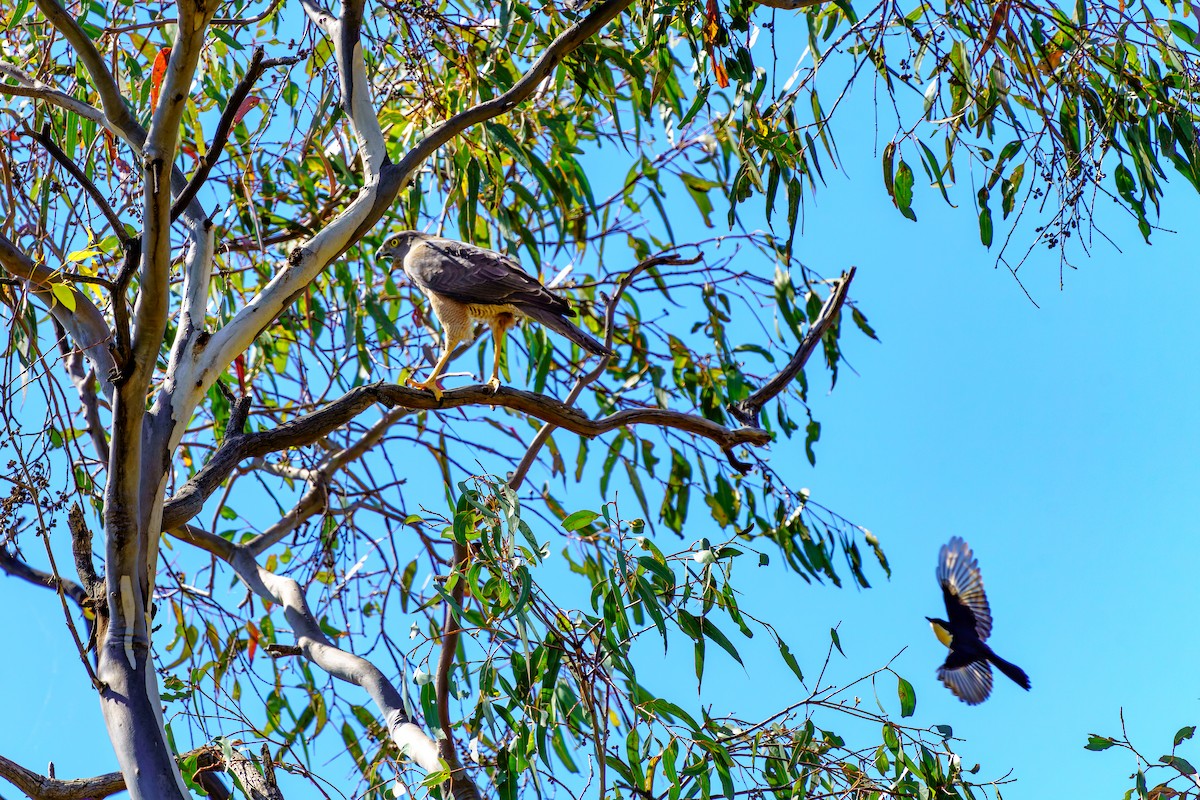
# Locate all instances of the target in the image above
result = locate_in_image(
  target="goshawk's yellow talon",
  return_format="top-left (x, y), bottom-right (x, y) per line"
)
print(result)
top-left (487, 376), bottom-right (501, 392)
top-left (408, 375), bottom-right (443, 402)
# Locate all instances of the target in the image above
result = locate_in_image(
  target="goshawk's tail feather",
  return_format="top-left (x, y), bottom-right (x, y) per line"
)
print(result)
top-left (522, 306), bottom-right (614, 357)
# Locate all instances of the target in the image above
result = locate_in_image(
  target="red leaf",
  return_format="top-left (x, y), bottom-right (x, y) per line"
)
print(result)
top-left (974, 0), bottom-right (1008, 65)
top-left (246, 620), bottom-right (260, 663)
top-left (231, 95), bottom-right (261, 126)
top-left (704, 0), bottom-right (721, 43)
top-left (704, 0), bottom-right (729, 88)
top-left (234, 353), bottom-right (247, 394)
top-left (712, 52), bottom-right (730, 88)
top-left (149, 47), bottom-right (171, 109)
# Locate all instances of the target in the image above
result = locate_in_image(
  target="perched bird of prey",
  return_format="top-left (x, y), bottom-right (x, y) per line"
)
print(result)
top-left (378, 231), bottom-right (613, 400)
top-left (926, 537), bottom-right (1030, 705)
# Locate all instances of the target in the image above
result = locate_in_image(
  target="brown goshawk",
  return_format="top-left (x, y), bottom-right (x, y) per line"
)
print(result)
top-left (378, 231), bottom-right (613, 399)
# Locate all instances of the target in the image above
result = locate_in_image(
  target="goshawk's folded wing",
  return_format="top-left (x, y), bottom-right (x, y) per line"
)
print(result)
top-left (405, 237), bottom-right (573, 317)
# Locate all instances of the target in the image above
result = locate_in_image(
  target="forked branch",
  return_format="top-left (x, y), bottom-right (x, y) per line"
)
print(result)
top-left (728, 267), bottom-right (856, 427)
top-left (170, 523), bottom-right (447, 783)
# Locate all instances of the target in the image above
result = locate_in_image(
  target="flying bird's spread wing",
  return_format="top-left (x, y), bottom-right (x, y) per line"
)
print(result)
top-left (405, 238), bottom-right (574, 318)
top-left (937, 656), bottom-right (993, 706)
top-left (937, 536), bottom-right (993, 641)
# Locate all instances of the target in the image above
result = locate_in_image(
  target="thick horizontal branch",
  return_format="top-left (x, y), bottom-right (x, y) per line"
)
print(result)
top-left (0, 753), bottom-right (126, 800)
top-left (728, 267), bottom-right (856, 427)
top-left (162, 382), bottom-right (770, 529)
top-left (0, 746), bottom-right (234, 800)
top-left (0, 547), bottom-right (89, 610)
top-left (0, 65), bottom-right (114, 133)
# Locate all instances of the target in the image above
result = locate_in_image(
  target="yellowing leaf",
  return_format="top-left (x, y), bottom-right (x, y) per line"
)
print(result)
top-left (65, 248), bottom-right (99, 263)
top-left (50, 283), bottom-right (77, 312)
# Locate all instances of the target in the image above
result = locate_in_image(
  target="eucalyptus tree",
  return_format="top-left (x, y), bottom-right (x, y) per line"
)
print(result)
top-left (1, 0), bottom-right (1197, 797)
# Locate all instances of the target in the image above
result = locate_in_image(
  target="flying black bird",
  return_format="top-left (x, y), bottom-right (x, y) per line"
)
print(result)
top-left (378, 231), bottom-right (612, 400)
top-left (927, 537), bottom-right (1030, 705)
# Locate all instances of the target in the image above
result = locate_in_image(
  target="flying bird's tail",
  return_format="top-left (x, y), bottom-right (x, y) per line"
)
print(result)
top-left (987, 651), bottom-right (1031, 690)
top-left (522, 306), bottom-right (614, 357)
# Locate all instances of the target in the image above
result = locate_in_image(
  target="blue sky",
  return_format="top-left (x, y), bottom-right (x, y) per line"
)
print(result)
top-left (4, 6), bottom-right (1200, 799)
top-left (736, 127), bottom-right (1200, 794)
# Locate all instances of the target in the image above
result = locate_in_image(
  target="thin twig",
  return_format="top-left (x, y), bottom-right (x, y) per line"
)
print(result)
top-left (170, 49), bottom-right (304, 222)
top-left (25, 123), bottom-right (128, 241)
top-left (436, 539), bottom-right (474, 799)
top-left (508, 252), bottom-right (702, 491)
top-left (728, 266), bottom-right (856, 427)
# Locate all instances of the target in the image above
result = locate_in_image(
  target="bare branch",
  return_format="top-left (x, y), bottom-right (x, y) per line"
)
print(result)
top-left (266, 643), bottom-right (303, 657)
top-left (728, 267), bottom-right (856, 427)
top-left (436, 540), bottom-right (480, 800)
top-left (68, 503), bottom-right (105, 600)
top-left (243, 479), bottom-right (327, 557)
top-left (109, 237), bottom-right (142, 382)
top-left (131, 0), bottom-right (220, 393)
top-left (242, 406), bottom-right (406, 556)
top-left (223, 746), bottom-right (282, 800)
top-left (54, 320), bottom-right (111, 464)
top-left (162, 382), bottom-right (770, 530)
top-left (0, 65), bottom-right (116, 136)
top-left (0, 547), bottom-right (89, 611)
top-left (192, 748), bottom-right (232, 800)
top-left (299, 0), bottom-right (336, 34)
top-left (337, 0), bottom-right (386, 181)
top-left (0, 754), bottom-right (125, 800)
top-left (0, 747), bottom-right (237, 800)
top-left (300, 0), bottom-right (384, 178)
